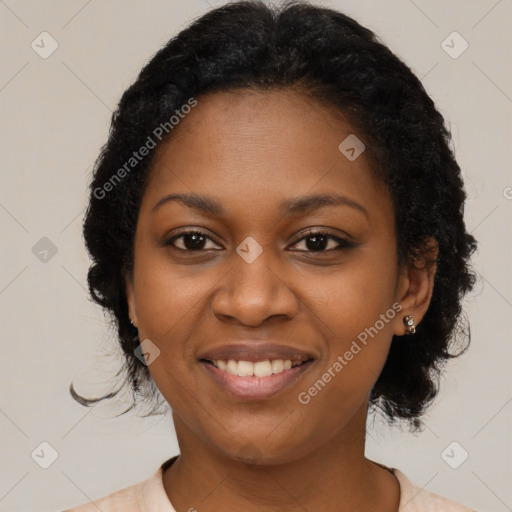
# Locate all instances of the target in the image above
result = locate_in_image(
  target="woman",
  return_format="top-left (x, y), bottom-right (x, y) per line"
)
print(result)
top-left (64, 1), bottom-right (477, 510)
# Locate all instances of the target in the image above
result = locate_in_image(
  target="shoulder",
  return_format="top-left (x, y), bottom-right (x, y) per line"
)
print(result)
top-left (393, 468), bottom-right (477, 512)
top-left (61, 463), bottom-right (175, 512)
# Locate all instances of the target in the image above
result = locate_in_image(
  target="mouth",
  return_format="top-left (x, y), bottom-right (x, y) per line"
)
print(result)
top-left (199, 357), bottom-right (315, 400)
top-left (200, 358), bottom-right (312, 377)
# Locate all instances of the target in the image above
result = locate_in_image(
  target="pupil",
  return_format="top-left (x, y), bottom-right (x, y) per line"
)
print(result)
top-left (306, 234), bottom-right (327, 251)
top-left (185, 233), bottom-right (205, 250)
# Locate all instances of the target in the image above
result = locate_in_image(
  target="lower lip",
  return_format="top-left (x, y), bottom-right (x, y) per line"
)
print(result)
top-left (200, 360), bottom-right (314, 400)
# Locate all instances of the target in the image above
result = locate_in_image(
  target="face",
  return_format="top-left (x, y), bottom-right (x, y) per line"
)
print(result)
top-left (126, 89), bottom-right (424, 464)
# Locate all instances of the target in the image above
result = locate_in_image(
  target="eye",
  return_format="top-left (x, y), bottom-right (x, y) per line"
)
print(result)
top-left (165, 230), bottom-right (221, 251)
top-left (290, 230), bottom-right (354, 252)
top-left (165, 229), bottom-right (354, 253)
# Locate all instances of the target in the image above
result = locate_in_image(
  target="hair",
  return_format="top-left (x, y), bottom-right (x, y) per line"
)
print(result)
top-left (71, 0), bottom-right (477, 431)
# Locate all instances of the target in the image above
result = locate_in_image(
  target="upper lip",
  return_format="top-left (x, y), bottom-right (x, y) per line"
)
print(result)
top-left (198, 343), bottom-right (316, 363)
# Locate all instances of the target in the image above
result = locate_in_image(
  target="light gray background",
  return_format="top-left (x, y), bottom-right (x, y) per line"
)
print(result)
top-left (0, 1), bottom-right (511, 511)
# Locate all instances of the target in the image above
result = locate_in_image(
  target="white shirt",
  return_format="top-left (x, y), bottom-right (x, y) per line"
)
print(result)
top-left (62, 457), bottom-right (477, 511)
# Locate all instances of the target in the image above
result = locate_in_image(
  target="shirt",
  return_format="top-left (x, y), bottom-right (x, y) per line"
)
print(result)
top-left (62, 456), bottom-right (477, 511)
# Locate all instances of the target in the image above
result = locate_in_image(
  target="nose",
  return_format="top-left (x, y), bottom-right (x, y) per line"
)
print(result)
top-left (210, 246), bottom-right (299, 327)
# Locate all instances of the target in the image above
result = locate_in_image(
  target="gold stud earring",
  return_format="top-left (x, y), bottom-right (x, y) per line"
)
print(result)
top-left (403, 314), bottom-right (416, 335)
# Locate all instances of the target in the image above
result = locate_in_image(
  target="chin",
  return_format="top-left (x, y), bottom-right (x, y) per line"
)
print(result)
top-left (213, 432), bottom-right (314, 467)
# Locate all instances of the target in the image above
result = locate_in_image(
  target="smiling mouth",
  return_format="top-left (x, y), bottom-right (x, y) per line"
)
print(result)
top-left (200, 358), bottom-right (313, 377)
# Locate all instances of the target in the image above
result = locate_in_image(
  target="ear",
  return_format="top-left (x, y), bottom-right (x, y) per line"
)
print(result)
top-left (393, 239), bottom-right (438, 336)
top-left (125, 273), bottom-right (138, 328)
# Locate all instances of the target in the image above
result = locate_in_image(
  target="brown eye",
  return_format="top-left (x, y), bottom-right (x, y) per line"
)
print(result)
top-left (291, 231), bottom-right (354, 252)
top-left (166, 230), bottom-right (221, 251)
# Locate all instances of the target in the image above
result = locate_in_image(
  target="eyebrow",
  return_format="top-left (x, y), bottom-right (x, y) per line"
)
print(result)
top-left (151, 192), bottom-right (368, 218)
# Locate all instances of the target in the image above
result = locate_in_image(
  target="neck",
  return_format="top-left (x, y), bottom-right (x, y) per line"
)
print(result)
top-left (162, 406), bottom-right (400, 512)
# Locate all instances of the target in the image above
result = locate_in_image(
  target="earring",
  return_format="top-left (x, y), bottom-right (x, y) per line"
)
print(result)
top-left (403, 314), bottom-right (416, 335)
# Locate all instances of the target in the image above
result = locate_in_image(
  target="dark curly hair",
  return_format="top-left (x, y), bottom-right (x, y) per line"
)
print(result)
top-left (71, 0), bottom-right (477, 431)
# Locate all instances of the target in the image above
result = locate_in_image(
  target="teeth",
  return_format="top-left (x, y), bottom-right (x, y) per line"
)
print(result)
top-left (254, 360), bottom-right (273, 377)
top-left (237, 360), bottom-right (254, 377)
top-left (226, 359), bottom-right (238, 375)
top-left (271, 359), bottom-right (284, 373)
top-left (212, 359), bottom-right (305, 377)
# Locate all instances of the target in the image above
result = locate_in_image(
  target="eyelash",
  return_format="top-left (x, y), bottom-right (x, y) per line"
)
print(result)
top-left (165, 229), bottom-right (354, 253)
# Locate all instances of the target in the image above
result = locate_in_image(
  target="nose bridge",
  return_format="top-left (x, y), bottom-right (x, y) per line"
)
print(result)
top-left (234, 241), bottom-right (277, 294)
top-left (211, 237), bottom-right (298, 325)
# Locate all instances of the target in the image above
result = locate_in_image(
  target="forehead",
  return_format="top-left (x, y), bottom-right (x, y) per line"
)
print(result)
top-left (152, 88), bottom-right (359, 165)
top-left (141, 88), bottom-right (390, 222)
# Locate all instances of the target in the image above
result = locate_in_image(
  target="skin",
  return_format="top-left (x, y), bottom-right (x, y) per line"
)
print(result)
top-left (126, 88), bottom-right (436, 512)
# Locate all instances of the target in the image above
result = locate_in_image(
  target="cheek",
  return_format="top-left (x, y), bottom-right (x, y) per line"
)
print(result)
top-left (296, 248), bottom-right (398, 398)
top-left (133, 251), bottom-right (212, 341)
top-left (304, 246), bottom-right (398, 340)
